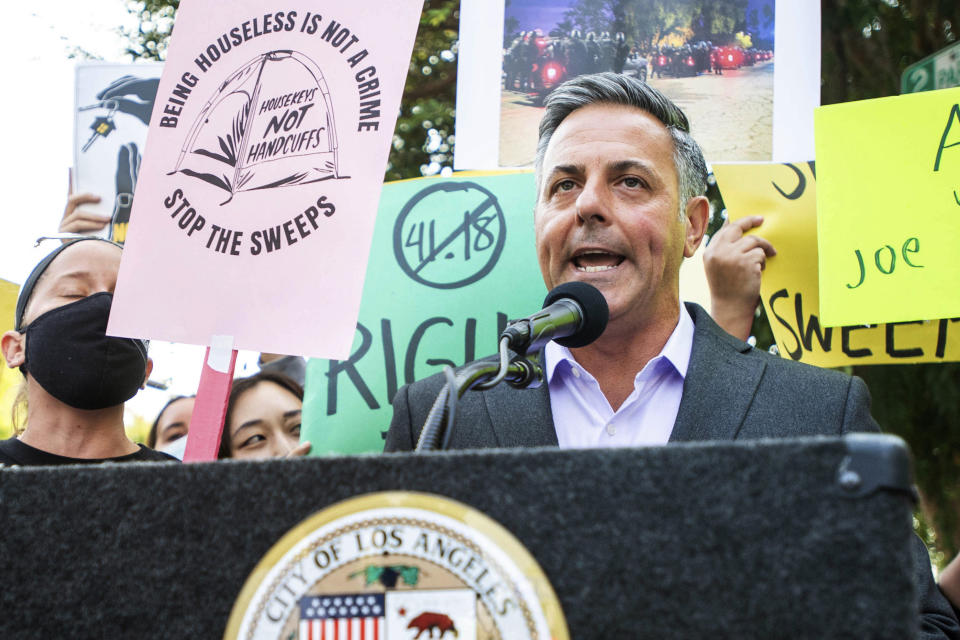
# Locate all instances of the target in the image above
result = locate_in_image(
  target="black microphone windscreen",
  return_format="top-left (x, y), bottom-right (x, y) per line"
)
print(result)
top-left (542, 281), bottom-right (609, 348)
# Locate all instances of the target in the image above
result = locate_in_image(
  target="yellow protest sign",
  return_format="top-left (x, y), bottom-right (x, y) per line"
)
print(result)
top-left (814, 88), bottom-right (960, 326)
top-left (0, 278), bottom-right (21, 438)
top-left (679, 242), bottom-right (713, 312)
top-left (713, 162), bottom-right (960, 367)
top-left (0, 277), bottom-right (17, 364)
top-left (0, 278), bottom-right (16, 334)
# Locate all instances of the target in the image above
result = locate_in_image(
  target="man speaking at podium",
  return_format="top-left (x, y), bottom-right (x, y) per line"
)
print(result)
top-left (384, 72), bottom-right (959, 637)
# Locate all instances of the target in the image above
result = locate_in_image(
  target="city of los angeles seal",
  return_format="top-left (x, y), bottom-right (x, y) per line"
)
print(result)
top-left (224, 492), bottom-right (568, 639)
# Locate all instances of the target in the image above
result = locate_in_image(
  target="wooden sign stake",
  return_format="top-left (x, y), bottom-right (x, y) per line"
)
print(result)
top-left (183, 335), bottom-right (238, 463)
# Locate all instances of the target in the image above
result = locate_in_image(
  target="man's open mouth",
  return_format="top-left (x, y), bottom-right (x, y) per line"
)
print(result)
top-left (571, 249), bottom-right (625, 273)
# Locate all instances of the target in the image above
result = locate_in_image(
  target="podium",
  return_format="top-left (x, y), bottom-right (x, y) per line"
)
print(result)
top-left (0, 435), bottom-right (920, 638)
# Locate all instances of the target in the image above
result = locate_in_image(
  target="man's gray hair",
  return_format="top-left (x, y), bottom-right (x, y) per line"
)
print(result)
top-left (534, 72), bottom-right (708, 219)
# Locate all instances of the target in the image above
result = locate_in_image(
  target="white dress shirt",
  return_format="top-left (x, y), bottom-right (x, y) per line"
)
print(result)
top-left (544, 304), bottom-right (695, 448)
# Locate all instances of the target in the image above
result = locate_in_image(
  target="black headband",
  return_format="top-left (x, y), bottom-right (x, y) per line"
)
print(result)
top-left (14, 237), bottom-right (122, 331)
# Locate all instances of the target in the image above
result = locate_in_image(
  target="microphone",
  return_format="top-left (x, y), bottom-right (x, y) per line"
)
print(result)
top-left (418, 283), bottom-right (608, 450)
top-left (500, 281), bottom-right (609, 356)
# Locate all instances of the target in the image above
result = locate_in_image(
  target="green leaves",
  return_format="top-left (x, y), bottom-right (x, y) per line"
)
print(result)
top-left (353, 565), bottom-right (386, 586)
top-left (397, 565), bottom-right (420, 585)
top-left (348, 564), bottom-right (420, 586)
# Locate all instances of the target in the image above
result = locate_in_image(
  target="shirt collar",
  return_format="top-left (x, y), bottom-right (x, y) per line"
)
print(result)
top-left (544, 303), bottom-right (695, 382)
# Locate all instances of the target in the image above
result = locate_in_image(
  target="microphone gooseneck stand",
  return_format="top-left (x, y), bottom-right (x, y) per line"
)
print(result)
top-left (414, 281), bottom-right (608, 452)
top-left (414, 336), bottom-right (542, 452)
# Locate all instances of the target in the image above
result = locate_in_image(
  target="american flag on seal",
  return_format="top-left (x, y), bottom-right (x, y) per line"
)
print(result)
top-left (299, 594), bottom-right (385, 640)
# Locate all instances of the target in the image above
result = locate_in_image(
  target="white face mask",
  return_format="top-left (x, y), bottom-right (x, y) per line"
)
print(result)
top-left (157, 436), bottom-right (187, 460)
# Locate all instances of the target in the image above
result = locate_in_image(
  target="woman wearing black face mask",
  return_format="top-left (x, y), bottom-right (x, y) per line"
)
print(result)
top-left (0, 238), bottom-right (176, 466)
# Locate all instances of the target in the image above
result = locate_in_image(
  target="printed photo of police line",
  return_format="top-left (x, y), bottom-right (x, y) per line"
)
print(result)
top-left (4, 71), bottom-right (960, 629)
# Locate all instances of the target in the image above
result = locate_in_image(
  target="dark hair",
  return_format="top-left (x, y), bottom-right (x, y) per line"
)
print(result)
top-left (217, 371), bottom-right (304, 459)
top-left (534, 72), bottom-right (707, 219)
top-left (147, 395), bottom-right (194, 448)
top-left (15, 237), bottom-right (122, 330)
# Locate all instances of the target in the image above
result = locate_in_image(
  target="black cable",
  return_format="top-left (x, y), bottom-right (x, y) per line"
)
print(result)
top-left (439, 366), bottom-right (460, 450)
top-left (414, 381), bottom-right (449, 452)
top-left (475, 337), bottom-right (511, 390)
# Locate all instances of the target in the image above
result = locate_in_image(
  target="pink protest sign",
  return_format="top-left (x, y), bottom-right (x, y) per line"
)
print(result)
top-left (108, 1), bottom-right (422, 359)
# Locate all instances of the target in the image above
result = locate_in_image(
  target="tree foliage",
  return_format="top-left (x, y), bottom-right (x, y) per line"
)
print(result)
top-left (553, 0), bottom-right (769, 51)
top-left (387, 2), bottom-right (458, 181)
top-left (822, 0), bottom-right (960, 104)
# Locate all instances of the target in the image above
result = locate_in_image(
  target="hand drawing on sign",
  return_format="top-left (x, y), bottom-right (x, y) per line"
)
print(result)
top-left (77, 75), bottom-right (159, 243)
top-left (170, 50), bottom-right (348, 204)
top-left (79, 74), bottom-right (160, 151)
top-left (110, 143), bottom-right (139, 242)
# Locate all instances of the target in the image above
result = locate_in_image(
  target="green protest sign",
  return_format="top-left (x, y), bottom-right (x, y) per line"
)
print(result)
top-left (302, 172), bottom-right (545, 454)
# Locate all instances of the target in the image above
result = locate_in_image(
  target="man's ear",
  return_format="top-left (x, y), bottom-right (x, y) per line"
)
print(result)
top-left (1, 331), bottom-right (25, 369)
top-left (141, 357), bottom-right (154, 389)
top-left (683, 195), bottom-right (710, 258)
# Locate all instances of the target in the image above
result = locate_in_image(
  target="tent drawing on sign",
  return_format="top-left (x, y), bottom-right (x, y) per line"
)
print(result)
top-left (171, 50), bottom-right (346, 204)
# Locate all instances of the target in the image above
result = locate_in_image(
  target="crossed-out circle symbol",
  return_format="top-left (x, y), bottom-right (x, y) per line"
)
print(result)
top-left (393, 181), bottom-right (507, 289)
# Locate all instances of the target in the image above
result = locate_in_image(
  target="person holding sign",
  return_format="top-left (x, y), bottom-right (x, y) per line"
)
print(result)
top-left (0, 238), bottom-right (175, 466)
top-left (60, 192), bottom-right (111, 236)
top-left (385, 72), bottom-right (959, 638)
top-left (703, 215), bottom-right (776, 341)
top-left (62, 139), bottom-right (140, 242)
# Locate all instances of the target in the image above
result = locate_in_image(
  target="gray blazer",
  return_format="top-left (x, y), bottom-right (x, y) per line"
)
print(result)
top-left (385, 303), bottom-right (878, 450)
top-left (385, 302), bottom-right (959, 638)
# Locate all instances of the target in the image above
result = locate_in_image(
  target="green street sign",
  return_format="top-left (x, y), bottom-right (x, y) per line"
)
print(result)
top-left (902, 41), bottom-right (960, 94)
